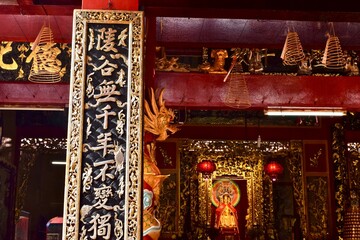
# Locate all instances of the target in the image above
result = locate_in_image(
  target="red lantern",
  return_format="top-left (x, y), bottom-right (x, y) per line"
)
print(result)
top-left (197, 160), bottom-right (216, 178)
top-left (264, 161), bottom-right (284, 181)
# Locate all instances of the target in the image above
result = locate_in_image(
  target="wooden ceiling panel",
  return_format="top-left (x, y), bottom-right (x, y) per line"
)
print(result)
top-left (9, 15), bottom-right (72, 43)
top-left (157, 17), bottom-right (205, 43)
top-left (34, 0), bottom-right (81, 5)
top-left (199, 18), bottom-right (246, 43)
top-left (0, 1), bottom-right (76, 43)
top-left (54, 15), bottom-right (73, 43)
top-left (14, 15), bottom-right (47, 42)
top-left (156, 17), bottom-right (360, 50)
top-left (239, 20), bottom-right (287, 47)
top-left (0, 15), bottom-right (24, 42)
top-left (42, 5), bottom-right (78, 15)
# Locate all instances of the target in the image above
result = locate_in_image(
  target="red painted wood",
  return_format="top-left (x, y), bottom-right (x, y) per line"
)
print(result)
top-left (155, 17), bottom-right (360, 50)
top-left (155, 72), bottom-right (360, 111)
top-left (144, 6), bottom-right (360, 23)
top-left (82, 0), bottom-right (139, 11)
top-left (144, 16), bottom-right (157, 88)
top-left (0, 82), bottom-right (69, 108)
top-left (2, 73), bottom-right (360, 112)
top-left (170, 117), bottom-right (338, 141)
top-left (140, 0), bottom-right (360, 13)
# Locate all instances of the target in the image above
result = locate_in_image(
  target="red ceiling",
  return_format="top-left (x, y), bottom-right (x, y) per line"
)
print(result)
top-left (1, 1), bottom-right (360, 47)
top-left (2, 0), bottom-right (360, 111)
top-left (0, 1), bottom-right (78, 43)
top-left (155, 72), bottom-right (360, 110)
top-left (156, 17), bottom-right (360, 50)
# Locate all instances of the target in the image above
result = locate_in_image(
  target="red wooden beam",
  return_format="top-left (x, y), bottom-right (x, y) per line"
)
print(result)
top-left (170, 117), bottom-right (339, 141)
top-left (0, 82), bottom-right (69, 109)
top-left (82, 0), bottom-right (138, 10)
top-left (155, 72), bottom-right (360, 111)
top-left (144, 6), bottom-right (360, 23)
top-left (2, 73), bottom-right (360, 112)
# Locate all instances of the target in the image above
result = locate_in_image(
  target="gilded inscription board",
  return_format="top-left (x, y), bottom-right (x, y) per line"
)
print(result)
top-left (63, 10), bottom-right (143, 240)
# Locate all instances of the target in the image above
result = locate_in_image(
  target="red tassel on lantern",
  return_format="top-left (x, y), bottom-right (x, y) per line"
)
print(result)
top-left (264, 161), bottom-right (284, 181)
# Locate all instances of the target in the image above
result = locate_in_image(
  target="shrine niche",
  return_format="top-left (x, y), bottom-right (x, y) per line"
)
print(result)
top-left (211, 179), bottom-right (243, 239)
top-left (175, 139), bottom-right (307, 240)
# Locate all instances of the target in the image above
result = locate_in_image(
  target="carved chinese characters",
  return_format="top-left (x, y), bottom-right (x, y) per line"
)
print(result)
top-left (64, 10), bottom-right (143, 240)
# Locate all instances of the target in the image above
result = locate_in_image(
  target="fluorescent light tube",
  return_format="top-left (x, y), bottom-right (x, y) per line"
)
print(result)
top-left (264, 108), bottom-right (346, 116)
top-left (52, 161), bottom-right (66, 165)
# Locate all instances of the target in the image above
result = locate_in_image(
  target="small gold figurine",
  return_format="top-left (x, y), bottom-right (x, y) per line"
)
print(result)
top-left (201, 49), bottom-right (228, 74)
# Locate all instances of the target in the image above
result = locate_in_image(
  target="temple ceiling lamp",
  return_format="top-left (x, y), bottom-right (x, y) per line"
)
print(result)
top-left (197, 159), bottom-right (216, 178)
top-left (264, 161), bottom-right (284, 181)
top-left (264, 107), bottom-right (346, 117)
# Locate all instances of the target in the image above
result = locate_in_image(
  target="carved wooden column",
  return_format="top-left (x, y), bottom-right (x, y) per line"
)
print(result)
top-left (63, 10), bottom-right (144, 239)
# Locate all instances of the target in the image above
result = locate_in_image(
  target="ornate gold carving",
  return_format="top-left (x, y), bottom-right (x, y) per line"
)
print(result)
top-left (143, 87), bottom-right (179, 239)
top-left (144, 88), bottom-right (179, 141)
top-left (155, 47), bottom-right (190, 72)
top-left (143, 142), bottom-right (169, 239)
top-left (332, 123), bottom-right (349, 239)
top-left (15, 150), bottom-right (36, 221)
top-left (309, 148), bottom-right (322, 167)
top-left (200, 49), bottom-right (228, 73)
top-left (288, 140), bottom-right (307, 237)
top-left (64, 10), bottom-right (143, 240)
top-left (347, 142), bottom-right (360, 194)
top-left (157, 173), bottom-right (177, 233)
top-left (0, 41), bottom-right (18, 70)
top-left (16, 138), bottom-right (66, 221)
top-left (263, 175), bottom-right (277, 239)
top-left (158, 146), bottom-right (173, 167)
top-left (306, 176), bottom-right (329, 238)
top-left (180, 140), bottom-right (292, 239)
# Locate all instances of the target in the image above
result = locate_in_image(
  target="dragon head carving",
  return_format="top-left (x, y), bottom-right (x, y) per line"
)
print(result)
top-left (144, 88), bottom-right (179, 141)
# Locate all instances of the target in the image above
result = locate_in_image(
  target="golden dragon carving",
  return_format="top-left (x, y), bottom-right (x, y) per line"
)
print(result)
top-left (144, 88), bottom-right (179, 141)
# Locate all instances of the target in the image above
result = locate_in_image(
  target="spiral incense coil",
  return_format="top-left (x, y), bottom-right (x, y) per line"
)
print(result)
top-left (29, 23), bottom-right (61, 83)
top-left (281, 31), bottom-right (305, 66)
top-left (343, 205), bottom-right (360, 240)
top-left (322, 35), bottom-right (346, 69)
top-left (223, 61), bottom-right (251, 109)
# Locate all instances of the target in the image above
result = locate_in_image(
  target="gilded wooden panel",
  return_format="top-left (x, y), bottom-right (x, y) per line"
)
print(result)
top-left (63, 10), bottom-right (143, 240)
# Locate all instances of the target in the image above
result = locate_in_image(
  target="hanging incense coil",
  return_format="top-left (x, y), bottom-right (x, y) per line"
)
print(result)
top-left (281, 31), bottom-right (305, 66)
top-left (343, 194), bottom-right (360, 240)
top-left (322, 34), bottom-right (346, 69)
top-left (223, 59), bottom-right (251, 109)
top-left (29, 23), bottom-right (61, 83)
